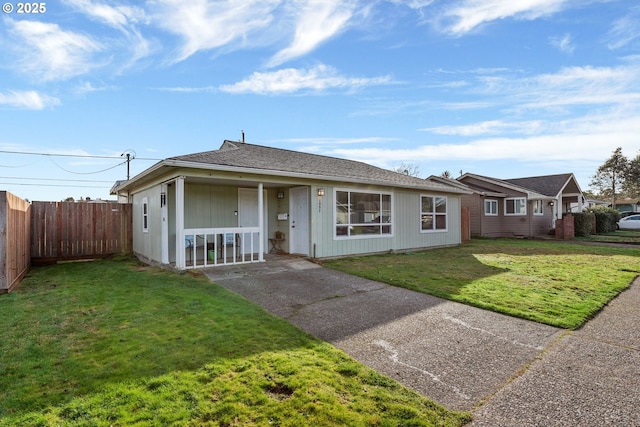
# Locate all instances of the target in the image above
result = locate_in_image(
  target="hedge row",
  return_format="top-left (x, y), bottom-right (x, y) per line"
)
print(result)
top-left (586, 206), bottom-right (621, 233)
top-left (572, 212), bottom-right (595, 237)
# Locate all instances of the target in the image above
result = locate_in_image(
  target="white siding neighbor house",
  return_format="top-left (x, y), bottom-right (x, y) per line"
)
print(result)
top-left (111, 140), bottom-right (470, 270)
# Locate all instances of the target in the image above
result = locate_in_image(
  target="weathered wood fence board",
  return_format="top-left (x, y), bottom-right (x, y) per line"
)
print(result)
top-left (31, 201), bottom-right (132, 263)
top-left (461, 206), bottom-right (471, 243)
top-left (0, 191), bottom-right (31, 293)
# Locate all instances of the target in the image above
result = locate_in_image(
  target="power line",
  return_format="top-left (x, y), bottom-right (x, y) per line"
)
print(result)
top-left (0, 149), bottom-right (162, 161)
top-left (47, 157), bottom-right (127, 175)
top-left (0, 182), bottom-right (108, 189)
top-left (0, 176), bottom-right (114, 183)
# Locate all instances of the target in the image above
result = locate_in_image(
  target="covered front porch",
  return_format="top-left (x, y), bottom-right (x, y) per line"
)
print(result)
top-left (164, 176), bottom-right (312, 270)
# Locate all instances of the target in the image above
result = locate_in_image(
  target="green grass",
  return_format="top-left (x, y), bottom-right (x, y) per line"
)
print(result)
top-left (323, 239), bottom-right (640, 329)
top-left (576, 229), bottom-right (640, 244)
top-left (0, 256), bottom-right (470, 426)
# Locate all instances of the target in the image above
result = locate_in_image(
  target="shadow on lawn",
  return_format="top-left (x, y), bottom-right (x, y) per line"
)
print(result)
top-left (211, 254), bottom-right (509, 343)
top-left (0, 259), bottom-right (315, 415)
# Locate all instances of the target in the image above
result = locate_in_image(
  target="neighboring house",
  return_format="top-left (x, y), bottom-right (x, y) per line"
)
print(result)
top-left (111, 140), bottom-right (470, 270)
top-left (615, 198), bottom-right (640, 214)
top-left (430, 173), bottom-right (585, 238)
top-left (581, 198), bottom-right (609, 210)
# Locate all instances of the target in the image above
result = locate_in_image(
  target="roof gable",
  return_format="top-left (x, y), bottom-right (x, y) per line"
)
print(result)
top-left (504, 173), bottom-right (580, 197)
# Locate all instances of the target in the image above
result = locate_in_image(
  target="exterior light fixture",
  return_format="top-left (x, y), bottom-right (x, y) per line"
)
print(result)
top-left (317, 188), bottom-right (325, 197)
top-left (549, 201), bottom-right (555, 206)
top-left (277, 191), bottom-right (284, 199)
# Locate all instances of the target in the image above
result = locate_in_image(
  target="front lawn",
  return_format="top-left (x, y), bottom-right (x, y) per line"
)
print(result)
top-left (0, 257), bottom-right (470, 426)
top-left (576, 229), bottom-right (640, 244)
top-left (323, 239), bottom-right (640, 329)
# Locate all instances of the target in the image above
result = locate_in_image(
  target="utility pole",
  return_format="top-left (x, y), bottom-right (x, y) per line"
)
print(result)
top-left (121, 150), bottom-right (136, 180)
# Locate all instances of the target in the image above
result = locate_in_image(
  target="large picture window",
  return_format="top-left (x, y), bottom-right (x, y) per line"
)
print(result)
top-left (335, 190), bottom-right (392, 237)
top-left (505, 197), bottom-right (526, 215)
top-left (421, 195), bottom-right (447, 232)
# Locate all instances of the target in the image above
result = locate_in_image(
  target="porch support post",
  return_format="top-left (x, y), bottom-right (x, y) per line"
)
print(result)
top-left (258, 182), bottom-right (264, 262)
top-left (161, 183), bottom-right (169, 264)
top-left (577, 194), bottom-right (583, 213)
top-left (175, 176), bottom-right (185, 269)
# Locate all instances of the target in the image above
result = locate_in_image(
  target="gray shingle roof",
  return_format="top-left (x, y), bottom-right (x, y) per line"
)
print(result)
top-left (504, 173), bottom-right (573, 197)
top-left (169, 141), bottom-right (465, 193)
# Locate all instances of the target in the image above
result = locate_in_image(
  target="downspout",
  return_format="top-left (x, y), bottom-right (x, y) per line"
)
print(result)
top-left (258, 182), bottom-right (264, 262)
top-left (175, 177), bottom-right (185, 269)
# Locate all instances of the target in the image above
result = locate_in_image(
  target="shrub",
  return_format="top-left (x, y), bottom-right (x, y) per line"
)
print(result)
top-left (573, 212), bottom-right (595, 236)
top-left (586, 206), bottom-right (621, 233)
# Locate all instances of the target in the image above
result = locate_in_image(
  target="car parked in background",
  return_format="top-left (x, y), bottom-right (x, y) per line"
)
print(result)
top-left (617, 214), bottom-right (640, 229)
top-left (620, 211), bottom-right (640, 218)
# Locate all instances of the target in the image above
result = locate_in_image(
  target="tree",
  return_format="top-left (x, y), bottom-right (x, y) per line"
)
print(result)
top-left (624, 152), bottom-right (640, 198)
top-left (393, 163), bottom-right (421, 177)
top-left (590, 147), bottom-right (628, 207)
top-left (440, 170), bottom-right (452, 179)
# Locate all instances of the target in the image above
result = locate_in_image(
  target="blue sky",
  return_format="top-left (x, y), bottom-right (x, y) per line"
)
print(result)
top-left (1, 0), bottom-right (639, 201)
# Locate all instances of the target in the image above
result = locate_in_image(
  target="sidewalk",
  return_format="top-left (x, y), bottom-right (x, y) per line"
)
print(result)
top-left (471, 277), bottom-right (640, 426)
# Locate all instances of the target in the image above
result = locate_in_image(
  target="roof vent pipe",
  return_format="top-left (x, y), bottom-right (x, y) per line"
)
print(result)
top-left (241, 130), bottom-right (245, 143)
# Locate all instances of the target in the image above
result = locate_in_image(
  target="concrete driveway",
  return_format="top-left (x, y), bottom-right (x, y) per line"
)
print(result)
top-left (205, 256), bottom-right (562, 412)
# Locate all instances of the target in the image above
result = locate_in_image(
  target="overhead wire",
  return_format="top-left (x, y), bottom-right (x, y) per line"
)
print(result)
top-left (0, 149), bottom-right (162, 161)
top-left (46, 156), bottom-right (128, 175)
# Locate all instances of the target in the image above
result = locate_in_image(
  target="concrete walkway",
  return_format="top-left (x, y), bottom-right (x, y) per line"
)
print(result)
top-left (205, 256), bottom-right (562, 412)
top-left (205, 256), bottom-right (640, 425)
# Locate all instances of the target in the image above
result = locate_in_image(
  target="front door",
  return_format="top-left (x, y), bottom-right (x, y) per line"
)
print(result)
top-left (238, 188), bottom-right (267, 256)
top-left (289, 186), bottom-right (309, 255)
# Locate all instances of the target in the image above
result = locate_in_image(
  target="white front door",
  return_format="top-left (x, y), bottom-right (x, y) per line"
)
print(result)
top-left (238, 188), bottom-right (267, 255)
top-left (289, 186), bottom-right (309, 255)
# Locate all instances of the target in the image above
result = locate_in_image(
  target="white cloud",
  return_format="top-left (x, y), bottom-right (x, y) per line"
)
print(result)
top-left (150, 0), bottom-right (279, 63)
top-left (423, 120), bottom-right (545, 136)
top-left (330, 120), bottom-right (640, 167)
top-left (219, 64), bottom-right (393, 94)
top-left (468, 64), bottom-right (640, 112)
top-left (607, 6), bottom-right (640, 50)
top-left (63, 0), bottom-right (147, 28)
top-left (63, 0), bottom-right (151, 70)
top-left (6, 19), bottom-right (103, 81)
top-left (0, 90), bottom-right (61, 109)
top-left (267, 0), bottom-right (357, 67)
top-left (549, 33), bottom-right (575, 54)
top-left (434, 0), bottom-right (571, 36)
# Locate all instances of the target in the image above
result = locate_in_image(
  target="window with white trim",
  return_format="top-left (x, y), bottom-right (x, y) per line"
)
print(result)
top-left (484, 199), bottom-right (498, 216)
top-left (142, 197), bottom-right (149, 232)
top-left (505, 197), bottom-right (526, 215)
top-left (335, 190), bottom-right (392, 237)
top-left (421, 195), bottom-right (447, 231)
top-left (533, 200), bottom-right (544, 215)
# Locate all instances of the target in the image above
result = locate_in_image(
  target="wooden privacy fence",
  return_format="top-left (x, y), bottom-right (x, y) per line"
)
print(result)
top-left (0, 192), bottom-right (31, 293)
top-left (31, 201), bottom-right (132, 264)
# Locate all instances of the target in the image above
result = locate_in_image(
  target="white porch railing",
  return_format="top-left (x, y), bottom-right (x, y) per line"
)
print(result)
top-left (182, 227), bottom-right (262, 269)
